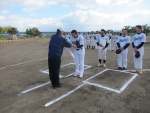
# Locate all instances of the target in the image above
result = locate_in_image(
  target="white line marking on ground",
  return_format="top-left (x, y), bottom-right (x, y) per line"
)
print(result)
top-left (69, 50), bottom-right (74, 59)
top-left (0, 58), bottom-right (48, 70)
top-left (84, 69), bottom-right (139, 94)
top-left (86, 69), bottom-right (108, 81)
top-left (142, 69), bottom-right (150, 71)
top-left (18, 82), bottom-right (50, 96)
top-left (44, 83), bottom-right (86, 107)
top-left (19, 64), bottom-right (91, 95)
top-left (83, 81), bottom-right (120, 94)
top-left (119, 74), bottom-right (138, 93)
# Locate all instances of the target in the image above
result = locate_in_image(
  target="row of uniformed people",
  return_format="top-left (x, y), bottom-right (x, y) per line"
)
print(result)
top-left (48, 26), bottom-right (146, 88)
top-left (67, 26), bottom-right (146, 79)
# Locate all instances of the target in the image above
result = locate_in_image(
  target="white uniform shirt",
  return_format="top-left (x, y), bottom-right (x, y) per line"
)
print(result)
top-left (90, 34), bottom-right (96, 40)
top-left (97, 35), bottom-right (110, 47)
top-left (106, 33), bottom-right (112, 39)
top-left (95, 34), bottom-right (101, 38)
top-left (65, 35), bottom-right (70, 40)
top-left (132, 33), bottom-right (146, 47)
top-left (86, 35), bottom-right (91, 40)
top-left (117, 35), bottom-right (131, 48)
top-left (70, 35), bottom-right (84, 49)
top-left (112, 35), bottom-right (118, 42)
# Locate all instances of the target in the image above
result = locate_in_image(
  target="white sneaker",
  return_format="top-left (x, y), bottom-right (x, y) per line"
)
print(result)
top-left (103, 64), bottom-right (106, 68)
top-left (97, 63), bottom-right (102, 67)
top-left (133, 68), bottom-right (138, 73)
top-left (79, 74), bottom-right (83, 78)
top-left (138, 69), bottom-right (142, 74)
top-left (74, 73), bottom-right (79, 77)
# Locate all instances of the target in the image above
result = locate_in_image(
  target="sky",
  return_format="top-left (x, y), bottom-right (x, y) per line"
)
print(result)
top-left (0, 0), bottom-right (150, 32)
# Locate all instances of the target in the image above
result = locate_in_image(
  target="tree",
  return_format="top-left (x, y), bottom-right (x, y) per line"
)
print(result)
top-left (26, 27), bottom-right (41, 36)
top-left (142, 24), bottom-right (150, 35)
top-left (7, 27), bottom-right (18, 35)
top-left (131, 26), bottom-right (136, 33)
top-left (0, 26), bottom-right (2, 33)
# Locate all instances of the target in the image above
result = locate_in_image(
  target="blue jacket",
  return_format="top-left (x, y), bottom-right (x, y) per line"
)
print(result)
top-left (48, 33), bottom-right (71, 59)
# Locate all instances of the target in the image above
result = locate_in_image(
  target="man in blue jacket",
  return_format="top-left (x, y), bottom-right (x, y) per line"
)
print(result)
top-left (48, 28), bottom-right (71, 88)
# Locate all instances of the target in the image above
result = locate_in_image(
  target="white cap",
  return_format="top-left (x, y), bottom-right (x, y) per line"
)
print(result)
top-left (57, 27), bottom-right (64, 32)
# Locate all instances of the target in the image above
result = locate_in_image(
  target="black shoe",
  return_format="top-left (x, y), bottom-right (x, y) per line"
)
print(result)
top-left (52, 84), bottom-right (63, 89)
top-left (56, 84), bottom-right (63, 88)
top-left (118, 67), bottom-right (123, 70)
top-left (112, 50), bottom-right (114, 51)
top-left (123, 67), bottom-right (126, 70)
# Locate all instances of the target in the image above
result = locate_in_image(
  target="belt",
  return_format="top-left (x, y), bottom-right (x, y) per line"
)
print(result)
top-left (76, 48), bottom-right (82, 50)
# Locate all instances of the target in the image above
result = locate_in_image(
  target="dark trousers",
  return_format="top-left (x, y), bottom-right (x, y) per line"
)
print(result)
top-left (48, 58), bottom-right (61, 87)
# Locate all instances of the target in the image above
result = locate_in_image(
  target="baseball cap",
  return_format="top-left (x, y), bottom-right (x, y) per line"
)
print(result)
top-left (135, 51), bottom-right (140, 58)
top-left (57, 27), bottom-right (64, 32)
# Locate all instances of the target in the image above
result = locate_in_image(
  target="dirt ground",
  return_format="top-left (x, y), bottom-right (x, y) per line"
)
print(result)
top-left (0, 38), bottom-right (150, 113)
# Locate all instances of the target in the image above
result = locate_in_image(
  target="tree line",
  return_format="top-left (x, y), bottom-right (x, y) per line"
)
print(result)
top-left (123, 24), bottom-right (150, 35)
top-left (0, 26), bottom-right (41, 36)
top-left (0, 24), bottom-right (150, 36)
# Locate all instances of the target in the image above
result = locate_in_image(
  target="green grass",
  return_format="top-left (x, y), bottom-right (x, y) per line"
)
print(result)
top-left (0, 36), bottom-right (6, 40)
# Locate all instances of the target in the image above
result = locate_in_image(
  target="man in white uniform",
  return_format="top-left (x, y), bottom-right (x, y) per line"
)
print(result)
top-left (83, 33), bottom-right (87, 48)
top-left (65, 33), bottom-right (70, 41)
top-left (96, 29), bottom-right (110, 68)
top-left (86, 32), bottom-right (91, 49)
top-left (106, 30), bottom-right (112, 51)
top-left (90, 31), bottom-right (96, 49)
top-left (95, 31), bottom-right (101, 49)
top-left (112, 32), bottom-right (118, 51)
top-left (70, 30), bottom-right (85, 78)
top-left (116, 29), bottom-right (131, 70)
top-left (132, 25), bottom-right (146, 74)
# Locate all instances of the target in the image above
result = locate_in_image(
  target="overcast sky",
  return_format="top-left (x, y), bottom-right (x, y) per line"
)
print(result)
top-left (0, 0), bottom-right (150, 32)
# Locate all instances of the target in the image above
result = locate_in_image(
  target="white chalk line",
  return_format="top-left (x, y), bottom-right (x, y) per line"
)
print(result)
top-left (86, 69), bottom-right (108, 81)
top-left (120, 74), bottom-right (138, 93)
top-left (44, 83), bottom-right (86, 107)
top-left (18, 82), bottom-right (50, 96)
top-left (123, 69), bottom-right (150, 72)
top-left (69, 50), bottom-right (74, 59)
top-left (18, 63), bottom-right (91, 95)
top-left (84, 69), bottom-right (139, 94)
top-left (83, 81), bottom-right (120, 94)
top-left (0, 58), bottom-right (48, 70)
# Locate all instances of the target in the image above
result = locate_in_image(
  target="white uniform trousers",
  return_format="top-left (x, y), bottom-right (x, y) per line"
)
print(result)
top-left (91, 39), bottom-right (95, 46)
top-left (108, 39), bottom-right (111, 50)
top-left (86, 40), bottom-right (91, 46)
top-left (133, 47), bottom-right (144, 69)
top-left (112, 41), bottom-right (117, 50)
top-left (95, 40), bottom-right (98, 49)
top-left (98, 46), bottom-right (107, 60)
top-left (118, 49), bottom-right (128, 68)
top-left (74, 48), bottom-right (85, 75)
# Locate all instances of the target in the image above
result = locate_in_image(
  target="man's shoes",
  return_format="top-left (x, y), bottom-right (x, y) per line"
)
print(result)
top-left (57, 84), bottom-right (63, 88)
top-left (123, 67), bottom-right (126, 70)
top-left (138, 69), bottom-right (142, 74)
top-left (97, 63), bottom-right (102, 67)
top-left (103, 64), bottom-right (106, 68)
top-left (53, 84), bottom-right (63, 89)
top-left (79, 74), bottom-right (83, 78)
top-left (74, 73), bottom-right (79, 77)
top-left (133, 68), bottom-right (138, 73)
top-left (118, 67), bottom-right (123, 70)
